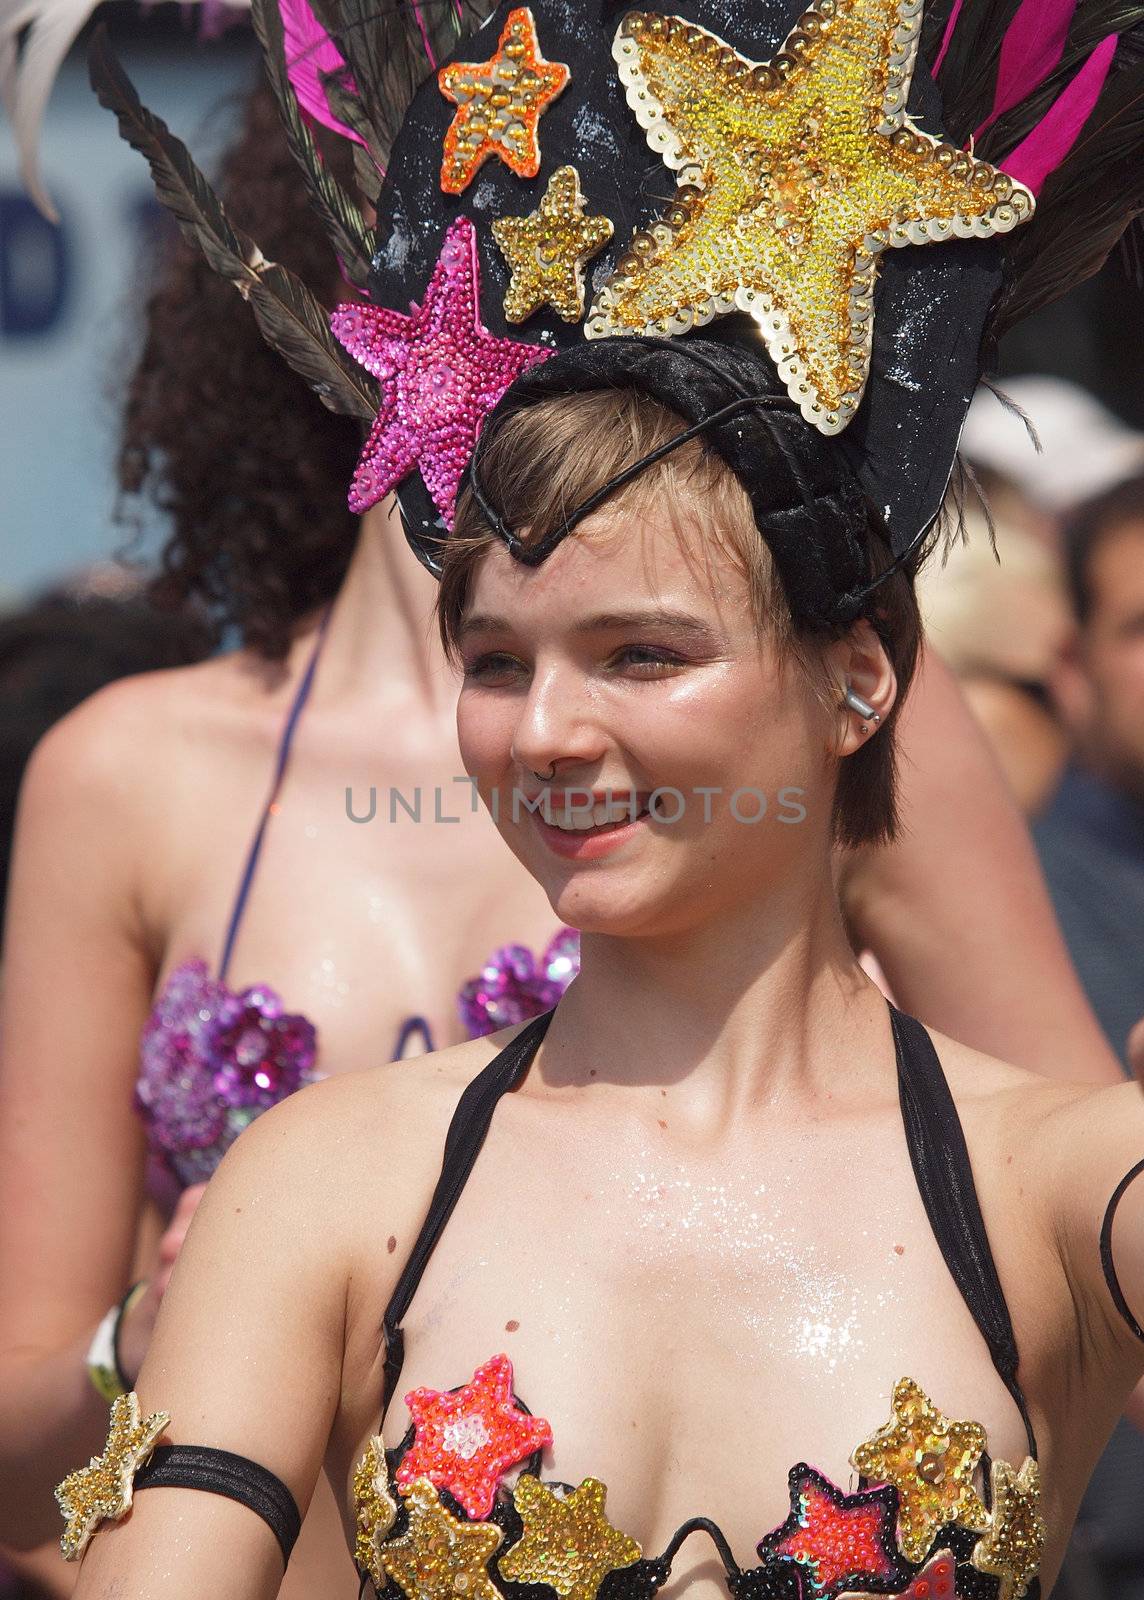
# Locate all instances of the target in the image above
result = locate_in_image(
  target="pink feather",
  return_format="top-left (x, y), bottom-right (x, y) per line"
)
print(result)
top-left (278, 0), bottom-right (362, 143)
top-left (973, 0), bottom-right (1079, 139)
top-left (932, 0), bottom-right (963, 77)
top-left (1001, 32), bottom-right (1119, 194)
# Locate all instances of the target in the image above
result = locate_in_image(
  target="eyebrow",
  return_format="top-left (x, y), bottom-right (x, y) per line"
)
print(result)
top-left (457, 608), bottom-right (718, 642)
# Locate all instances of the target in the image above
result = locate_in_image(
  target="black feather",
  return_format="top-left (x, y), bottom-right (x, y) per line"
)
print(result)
top-left (250, 0), bottom-right (376, 288)
top-left (89, 25), bottom-right (379, 423)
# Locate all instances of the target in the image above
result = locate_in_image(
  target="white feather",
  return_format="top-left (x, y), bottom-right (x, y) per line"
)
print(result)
top-left (1, 0), bottom-right (250, 221)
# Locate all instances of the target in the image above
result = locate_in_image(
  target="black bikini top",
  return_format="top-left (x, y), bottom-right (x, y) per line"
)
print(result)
top-left (57, 1006), bottom-right (1144, 1600)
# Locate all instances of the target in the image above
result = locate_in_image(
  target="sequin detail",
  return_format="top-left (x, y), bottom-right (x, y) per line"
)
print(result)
top-left (493, 167), bottom-right (614, 324)
top-left (499, 1476), bottom-right (642, 1600)
top-left (136, 958), bottom-right (318, 1186)
top-left (382, 1478), bottom-right (503, 1600)
top-left (459, 928), bottom-right (580, 1037)
top-left (970, 1459), bottom-right (1045, 1600)
top-left (851, 1378), bottom-right (989, 1563)
top-left (355, 1437), bottom-right (398, 1588)
top-left (438, 7), bottom-right (570, 194)
top-left (836, 1547), bottom-right (957, 1600)
top-left (586, 1), bottom-right (1034, 433)
top-left (56, 1393), bottom-right (169, 1561)
top-left (331, 218), bottom-right (549, 522)
top-left (398, 1354), bottom-right (554, 1518)
top-left (758, 1466), bottom-right (909, 1598)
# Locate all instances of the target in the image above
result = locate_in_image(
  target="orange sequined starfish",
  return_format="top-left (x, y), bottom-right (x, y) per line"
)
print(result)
top-left (438, 7), bottom-right (570, 194)
top-left (396, 1353), bottom-right (552, 1518)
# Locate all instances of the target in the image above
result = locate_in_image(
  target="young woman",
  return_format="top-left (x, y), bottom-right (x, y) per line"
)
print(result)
top-left (61, 362), bottom-right (1144, 1600)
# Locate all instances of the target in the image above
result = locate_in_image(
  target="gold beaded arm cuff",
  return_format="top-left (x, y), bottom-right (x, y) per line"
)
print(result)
top-left (56, 1393), bottom-right (302, 1565)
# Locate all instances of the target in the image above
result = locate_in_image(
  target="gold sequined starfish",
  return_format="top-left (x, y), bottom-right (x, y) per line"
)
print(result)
top-left (499, 1475), bottom-right (641, 1600)
top-left (493, 166), bottom-right (615, 323)
top-left (971, 1458), bottom-right (1046, 1600)
top-left (587, 0), bottom-right (1034, 433)
top-left (353, 1436), bottom-right (397, 1588)
top-left (55, 1392), bottom-right (169, 1561)
top-left (381, 1477), bottom-right (502, 1600)
top-left (851, 1378), bottom-right (989, 1562)
top-left (438, 7), bottom-right (570, 195)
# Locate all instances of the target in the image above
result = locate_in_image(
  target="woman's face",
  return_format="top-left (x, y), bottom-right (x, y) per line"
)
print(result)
top-left (455, 496), bottom-right (841, 937)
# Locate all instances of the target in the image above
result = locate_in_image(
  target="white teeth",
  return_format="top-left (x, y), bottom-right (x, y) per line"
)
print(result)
top-left (546, 798), bottom-right (644, 832)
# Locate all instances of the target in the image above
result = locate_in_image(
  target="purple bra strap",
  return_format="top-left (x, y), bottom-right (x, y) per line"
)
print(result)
top-left (217, 608), bottom-right (334, 984)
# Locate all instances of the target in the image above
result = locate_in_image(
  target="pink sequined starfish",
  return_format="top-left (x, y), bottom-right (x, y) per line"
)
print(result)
top-left (397, 1353), bottom-right (552, 1518)
top-left (758, 1466), bottom-right (909, 1599)
top-left (330, 218), bottom-right (549, 522)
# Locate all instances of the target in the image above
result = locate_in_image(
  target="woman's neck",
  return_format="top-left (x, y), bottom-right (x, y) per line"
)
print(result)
top-left (304, 496), bottom-right (455, 716)
top-left (543, 862), bottom-right (894, 1125)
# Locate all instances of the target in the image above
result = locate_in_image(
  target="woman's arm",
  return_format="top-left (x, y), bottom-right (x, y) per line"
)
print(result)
top-left (841, 645), bottom-right (1123, 1086)
top-left (0, 687), bottom-right (163, 1543)
top-left (69, 1088), bottom-right (350, 1600)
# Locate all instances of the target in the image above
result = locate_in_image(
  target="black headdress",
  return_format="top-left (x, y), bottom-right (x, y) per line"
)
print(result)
top-left (83, 0), bottom-right (1144, 625)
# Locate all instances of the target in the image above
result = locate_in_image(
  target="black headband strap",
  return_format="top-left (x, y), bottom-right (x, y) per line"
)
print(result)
top-left (465, 391), bottom-right (803, 567)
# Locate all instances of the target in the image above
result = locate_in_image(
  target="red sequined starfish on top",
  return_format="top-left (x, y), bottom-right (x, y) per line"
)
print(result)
top-left (397, 1354), bottom-right (553, 1518)
top-left (330, 218), bottom-right (548, 521)
top-left (758, 1466), bottom-right (909, 1599)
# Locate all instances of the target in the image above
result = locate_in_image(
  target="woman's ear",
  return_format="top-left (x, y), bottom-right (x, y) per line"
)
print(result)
top-left (823, 618), bottom-right (898, 758)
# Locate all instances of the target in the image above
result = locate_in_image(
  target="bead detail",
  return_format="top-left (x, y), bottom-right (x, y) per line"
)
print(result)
top-left (381, 1478), bottom-right (503, 1600)
top-left (438, 8), bottom-right (570, 194)
top-left (851, 1378), bottom-right (989, 1562)
top-left (331, 219), bottom-right (549, 524)
top-left (587, 0), bottom-right (1034, 434)
top-left (758, 1465), bottom-right (909, 1599)
top-left (970, 1458), bottom-right (1046, 1600)
top-left (56, 1393), bottom-right (170, 1561)
top-left (398, 1353), bottom-right (553, 1518)
top-left (354, 1436), bottom-right (398, 1588)
top-left (499, 1475), bottom-right (642, 1600)
top-left (493, 166), bottom-right (614, 324)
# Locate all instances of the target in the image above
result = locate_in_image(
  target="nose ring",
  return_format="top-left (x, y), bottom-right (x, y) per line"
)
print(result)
top-left (530, 762), bottom-right (557, 782)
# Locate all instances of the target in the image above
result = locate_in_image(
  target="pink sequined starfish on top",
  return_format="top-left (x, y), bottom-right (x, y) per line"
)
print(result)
top-left (397, 1353), bottom-right (553, 1517)
top-left (330, 217), bottom-right (549, 522)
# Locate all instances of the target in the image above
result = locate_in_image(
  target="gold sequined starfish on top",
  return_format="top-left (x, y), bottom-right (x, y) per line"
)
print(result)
top-left (587, 0), bottom-right (1034, 433)
top-left (353, 1436), bottom-right (397, 1590)
top-left (55, 1392), bottom-right (169, 1560)
top-left (493, 166), bottom-right (615, 323)
top-left (851, 1378), bottom-right (989, 1562)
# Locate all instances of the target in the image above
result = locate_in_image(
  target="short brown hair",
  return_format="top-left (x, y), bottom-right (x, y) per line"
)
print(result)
top-left (440, 388), bottom-right (921, 847)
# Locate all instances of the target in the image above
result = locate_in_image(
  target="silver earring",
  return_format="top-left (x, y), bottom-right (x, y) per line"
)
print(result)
top-left (842, 686), bottom-right (881, 725)
top-left (530, 762), bottom-right (557, 782)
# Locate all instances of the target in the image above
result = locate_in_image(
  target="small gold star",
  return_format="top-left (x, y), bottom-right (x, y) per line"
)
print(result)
top-left (438, 7), bottom-right (570, 195)
top-left (587, 0), bottom-right (1034, 433)
top-left (55, 1392), bottom-right (169, 1561)
top-left (381, 1478), bottom-right (502, 1600)
top-left (353, 1436), bottom-right (397, 1588)
top-left (493, 167), bottom-right (614, 323)
top-left (971, 1458), bottom-right (1046, 1600)
top-left (851, 1378), bottom-right (989, 1562)
top-left (499, 1476), bottom-right (641, 1600)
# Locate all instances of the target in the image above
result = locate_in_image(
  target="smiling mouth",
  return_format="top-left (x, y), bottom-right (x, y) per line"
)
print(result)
top-left (543, 797), bottom-right (651, 833)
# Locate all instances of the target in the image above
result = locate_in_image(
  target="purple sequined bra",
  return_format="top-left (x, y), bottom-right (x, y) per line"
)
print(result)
top-left (136, 933), bottom-right (579, 1188)
top-left (133, 613), bottom-right (579, 1188)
